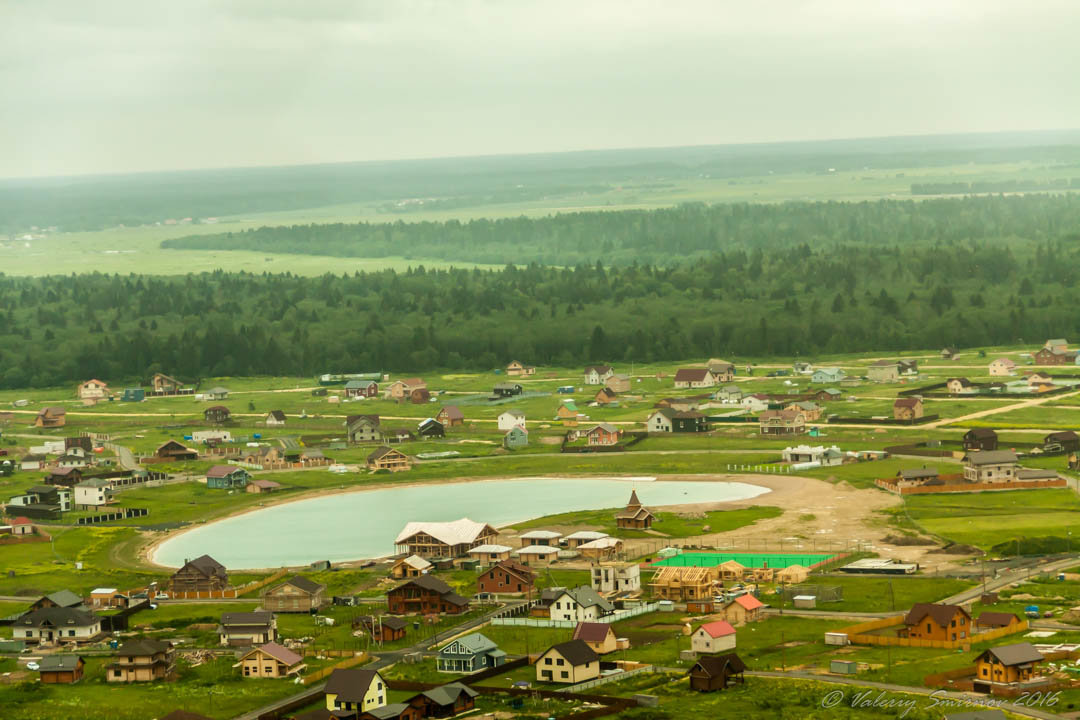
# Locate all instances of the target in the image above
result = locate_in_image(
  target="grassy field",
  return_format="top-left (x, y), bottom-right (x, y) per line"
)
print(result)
top-left (507, 505), bottom-right (783, 539)
top-left (904, 488), bottom-right (1080, 550)
top-left (792, 575), bottom-right (976, 613)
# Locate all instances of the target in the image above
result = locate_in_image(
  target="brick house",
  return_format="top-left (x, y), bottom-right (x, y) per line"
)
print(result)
top-left (386, 575), bottom-right (469, 615)
top-left (892, 397), bottom-right (923, 421)
top-left (168, 554), bottom-right (228, 593)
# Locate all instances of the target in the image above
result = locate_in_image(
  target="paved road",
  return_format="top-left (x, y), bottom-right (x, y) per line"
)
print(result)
top-left (747, 670), bottom-right (1066, 720)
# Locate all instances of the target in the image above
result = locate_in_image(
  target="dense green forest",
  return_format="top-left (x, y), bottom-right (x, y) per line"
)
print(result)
top-left (4, 129), bottom-right (1080, 232)
top-left (4, 192), bottom-right (1080, 388)
top-left (165, 194), bottom-right (1080, 266)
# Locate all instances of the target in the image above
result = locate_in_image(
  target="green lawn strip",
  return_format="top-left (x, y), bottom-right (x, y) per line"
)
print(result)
top-left (792, 575), bottom-right (978, 613)
top-left (904, 489), bottom-right (1080, 550)
top-left (507, 505), bottom-right (783, 539)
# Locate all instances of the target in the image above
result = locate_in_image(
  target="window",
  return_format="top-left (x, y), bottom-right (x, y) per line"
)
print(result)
top-left (561, 671), bottom-right (568, 679)
top-left (556, 658), bottom-right (564, 666)
top-left (545, 658), bottom-right (552, 665)
top-left (113, 669), bottom-right (122, 678)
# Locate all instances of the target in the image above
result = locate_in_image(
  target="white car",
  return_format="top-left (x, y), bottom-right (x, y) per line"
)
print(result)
top-left (327, 464), bottom-right (349, 474)
top-left (25, 661), bottom-right (39, 671)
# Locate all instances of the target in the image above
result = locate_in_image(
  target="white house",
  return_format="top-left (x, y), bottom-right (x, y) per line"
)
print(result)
top-left (74, 479), bottom-right (114, 508)
top-left (497, 410), bottom-right (525, 431)
top-left (549, 586), bottom-right (615, 622)
top-left (590, 563), bottom-right (641, 594)
top-left (646, 409), bottom-right (675, 433)
top-left (740, 394), bottom-right (770, 413)
top-left (77, 379), bottom-right (110, 400)
top-left (15, 608), bottom-right (102, 643)
top-left (811, 368), bottom-right (846, 384)
top-left (691, 621), bottom-right (736, 654)
top-left (989, 358), bottom-right (1016, 377)
top-left (781, 445), bottom-right (843, 466)
top-left (192, 430), bottom-right (232, 443)
top-left (713, 385), bottom-right (744, 404)
top-left (674, 368), bottom-right (718, 389)
top-left (584, 365), bottom-right (614, 385)
top-left (265, 410), bottom-right (286, 426)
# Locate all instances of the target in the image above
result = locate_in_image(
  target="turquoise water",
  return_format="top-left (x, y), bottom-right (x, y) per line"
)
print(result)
top-left (152, 477), bottom-right (770, 569)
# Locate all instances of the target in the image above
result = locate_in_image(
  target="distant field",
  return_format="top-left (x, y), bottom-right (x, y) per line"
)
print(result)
top-left (905, 489), bottom-right (1080, 550)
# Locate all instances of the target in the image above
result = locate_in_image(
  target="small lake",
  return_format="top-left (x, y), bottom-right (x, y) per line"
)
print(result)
top-left (152, 476), bottom-right (770, 569)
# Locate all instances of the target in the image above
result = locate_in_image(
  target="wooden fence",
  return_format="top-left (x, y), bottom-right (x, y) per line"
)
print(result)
top-left (840, 616), bottom-right (1029, 649)
top-left (301, 652), bottom-right (369, 685)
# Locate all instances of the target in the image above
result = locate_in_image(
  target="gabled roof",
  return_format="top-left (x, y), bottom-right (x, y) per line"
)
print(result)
top-left (964, 450), bottom-right (1017, 465)
top-left (267, 410), bottom-right (286, 421)
top-left (41, 589), bottom-right (84, 608)
top-left (221, 611), bottom-right (274, 627)
top-left (578, 537), bottom-right (621, 550)
top-left (368, 446), bottom-right (406, 462)
top-left (691, 653), bottom-right (746, 677)
top-left (903, 602), bottom-right (969, 628)
top-left (392, 574), bottom-right (455, 596)
top-left (324, 667), bottom-right (381, 703)
top-left (674, 368), bottom-right (712, 383)
top-left (559, 585), bottom-right (614, 612)
top-left (976, 612), bottom-right (1019, 628)
top-left (499, 409), bottom-right (525, 418)
top-left (18, 607), bottom-right (99, 628)
top-left (893, 397), bottom-right (922, 408)
top-left (421, 682), bottom-right (479, 707)
top-left (733, 594), bottom-right (764, 611)
top-left (573, 622), bottom-right (614, 643)
top-left (395, 518), bottom-right (494, 546)
top-left (542, 639), bottom-right (598, 666)
top-left (346, 413), bottom-right (381, 427)
top-left (279, 575), bottom-right (325, 595)
top-left (585, 365), bottom-right (612, 374)
top-left (698, 620), bottom-right (736, 638)
top-left (439, 406), bottom-right (464, 420)
top-left (247, 641), bottom-right (303, 666)
top-left (979, 642), bottom-right (1043, 667)
top-left (520, 530), bottom-right (562, 540)
top-left (206, 465), bottom-right (243, 478)
top-left (37, 654), bottom-right (83, 672)
top-left (564, 530), bottom-right (609, 541)
top-left (588, 422), bottom-right (619, 434)
top-left (468, 544), bottom-right (513, 554)
top-left (441, 632), bottom-right (497, 654)
top-left (115, 637), bottom-right (172, 656)
top-left (964, 427), bottom-right (998, 439)
top-left (180, 554), bottom-right (226, 577)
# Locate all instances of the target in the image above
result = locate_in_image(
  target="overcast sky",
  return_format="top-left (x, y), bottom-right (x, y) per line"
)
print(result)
top-left (2, 0), bottom-right (1078, 179)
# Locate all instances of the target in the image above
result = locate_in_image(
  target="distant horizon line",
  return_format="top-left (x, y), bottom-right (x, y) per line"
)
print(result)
top-left (4, 125), bottom-right (1080, 185)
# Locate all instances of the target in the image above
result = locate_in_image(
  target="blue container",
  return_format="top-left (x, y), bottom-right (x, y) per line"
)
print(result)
top-left (253, 433), bottom-right (261, 439)
top-left (183, 435), bottom-right (193, 441)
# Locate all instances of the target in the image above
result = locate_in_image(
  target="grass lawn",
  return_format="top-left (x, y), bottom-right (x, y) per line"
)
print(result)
top-left (792, 575), bottom-right (977, 613)
top-left (508, 505), bottom-right (782, 539)
top-left (904, 488), bottom-right (1080, 550)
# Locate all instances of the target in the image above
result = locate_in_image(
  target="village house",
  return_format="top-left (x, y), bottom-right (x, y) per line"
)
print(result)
top-left (263, 576), bottom-right (326, 613)
top-left (467, 544), bottom-right (513, 565)
top-left (241, 445), bottom-right (283, 465)
top-left (718, 560), bottom-right (745, 581)
top-left (691, 620), bottom-right (737, 655)
top-left (407, 683), bottom-right (479, 719)
top-left (584, 365), bottom-right (614, 385)
top-left (9, 516), bottom-right (36, 536)
top-left (168, 554), bottom-right (228, 594)
top-left (47, 467), bottom-right (83, 487)
top-left (573, 622), bottom-right (618, 655)
top-left (395, 518), bottom-right (498, 558)
top-left (506, 360), bottom-right (536, 377)
top-left (516, 545), bottom-right (559, 566)
top-left (785, 401), bottom-right (823, 422)
top-left (436, 406), bottom-right (464, 427)
top-left (536, 640), bottom-right (600, 685)
top-left (963, 450), bottom-right (1019, 483)
top-left (15, 607), bottom-right (102, 644)
top-left (20, 453), bottom-right (46, 471)
top-left (386, 575), bottom-right (469, 615)
top-left (73, 479), bottom-right (114, 508)
top-left (107, 638), bottom-right (174, 683)
top-left (811, 368), bottom-right (846, 384)
top-left (367, 446), bottom-right (411, 472)
top-left (503, 426), bottom-right (528, 449)
top-left (356, 615), bottom-right (408, 644)
top-left (205, 465), bottom-right (250, 489)
top-left (38, 655), bottom-right (85, 684)
top-left (520, 530), bottom-right (562, 547)
top-left (390, 554), bottom-right (433, 579)
top-left (203, 406), bottom-right (231, 423)
top-left (417, 418), bottom-right (445, 438)
top-left (585, 423), bottom-right (621, 446)
top-left (605, 373), bottom-right (631, 393)
top-left (437, 633), bottom-right (506, 673)
top-left (204, 387), bottom-right (230, 401)
top-left (759, 409), bottom-right (806, 436)
top-left (707, 359), bottom-right (735, 381)
top-left (895, 468), bottom-right (941, 488)
top-left (88, 588), bottom-right (128, 610)
top-left (714, 384), bottom-right (744, 404)
top-left (963, 428), bottom-right (999, 451)
top-left (655, 396), bottom-right (702, 412)
top-left (975, 612), bottom-right (1022, 632)
top-left (386, 378), bottom-right (427, 402)
top-left (155, 440), bottom-right (199, 461)
top-left (901, 603), bottom-right (970, 642)
top-left (1045, 430), bottom-right (1080, 453)
top-left (35, 407), bottom-right (66, 428)
top-left (615, 489), bottom-right (654, 530)
top-left (77, 379), bottom-right (110, 401)
top-left (776, 564), bottom-right (810, 585)
top-left (344, 379), bottom-right (379, 398)
top-left (477, 559), bottom-right (534, 595)
top-left (812, 388), bottom-right (843, 403)
top-left (720, 594), bottom-right (765, 626)
top-left (238, 642), bottom-right (306, 679)
top-left (946, 378), bottom-right (974, 395)
top-left (556, 401), bottom-right (584, 426)
top-left (975, 643), bottom-right (1044, 686)
top-left (740, 393), bottom-right (771, 413)
top-left (989, 358), bottom-right (1017, 376)
top-left (493, 382), bottom-right (523, 398)
top-left (647, 408), bottom-right (675, 432)
top-left (1035, 338), bottom-right (1076, 365)
top-left (549, 586), bottom-right (614, 622)
top-left (324, 668), bottom-right (388, 715)
top-left (674, 368), bottom-right (718, 389)
top-left (592, 387), bottom-right (618, 405)
top-left (898, 359), bottom-right (919, 376)
top-left (591, 562), bottom-right (642, 594)
top-left (579, 537), bottom-right (623, 561)
top-left (219, 611), bottom-right (277, 647)
top-left (782, 445), bottom-right (842, 466)
top-left (688, 654), bottom-right (746, 692)
top-left (649, 567), bottom-right (716, 603)
top-left (152, 373), bottom-right (184, 393)
top-left (867, 360), bottom-right (900, 383)
top-left (893, 397), bottom-right (924, 421)
top-left (265, 410), bottom-right (286, 427)
top-left (497, 409), bottom-right (525, 431)
top-left (347, 414), bottom-right (383, 443)
top-left (247, 478), bottom-right (282, 494)
top-left (29, 590), bottom-right (85, 612)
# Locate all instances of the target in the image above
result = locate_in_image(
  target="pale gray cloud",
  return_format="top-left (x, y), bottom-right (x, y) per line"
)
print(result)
top-left (1, 0), bottom-right (1078, 178)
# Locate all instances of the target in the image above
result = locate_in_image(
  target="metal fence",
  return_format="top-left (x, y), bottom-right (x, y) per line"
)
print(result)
top-left (493, 603), bottom-right (660, 628)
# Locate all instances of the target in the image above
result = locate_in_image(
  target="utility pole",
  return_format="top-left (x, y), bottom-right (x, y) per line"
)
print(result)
top-left (781, 631), bottom-right (786, 671)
